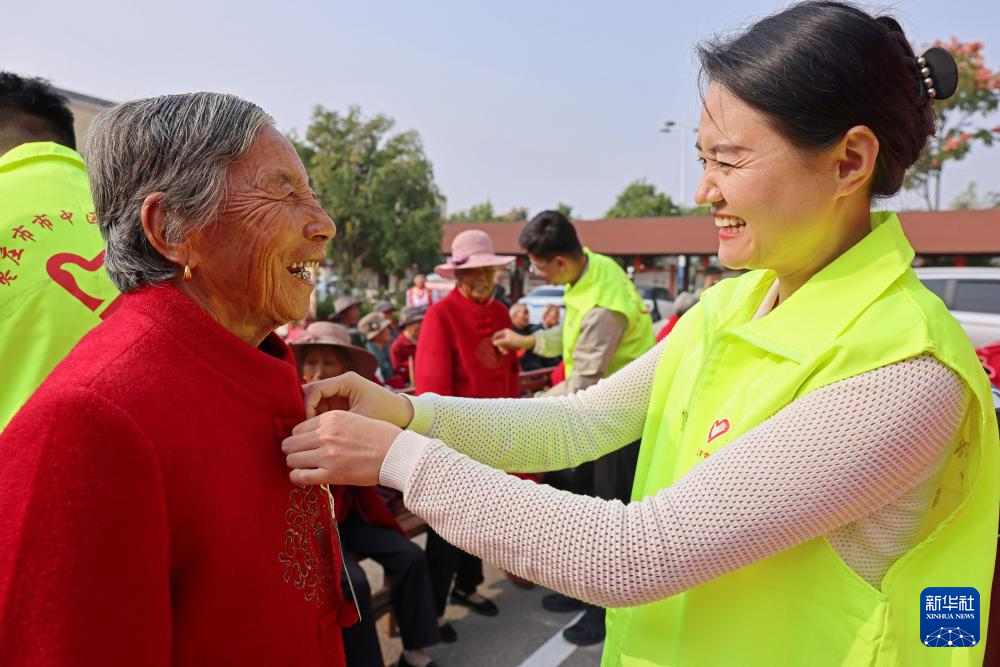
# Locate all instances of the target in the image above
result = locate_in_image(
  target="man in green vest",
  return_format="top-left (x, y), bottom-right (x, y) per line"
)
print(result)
top-left (0, 73), bottom-right (119, 428)
top-left (493, 210), bottom-right (654, 645)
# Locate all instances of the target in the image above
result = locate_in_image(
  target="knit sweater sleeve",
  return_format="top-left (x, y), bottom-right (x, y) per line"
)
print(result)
top-left (380, 355), bottom-right (966, 608)
top-left (0, 387), bottom-right (171, 665)
top-left (402, 337), bottom-right (666, 473)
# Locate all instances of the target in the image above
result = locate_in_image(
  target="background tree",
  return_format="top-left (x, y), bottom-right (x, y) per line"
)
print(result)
top-left (605, 179), bottom-right (682, 218)
top-left (556, 202), bottom-right (575, 219)
top-left (501, 206), bottom-right (529, 221)
top-left (904, 38), bottom-right (1000, 210)
top-left (448, 200), bottom-right (500, 221)
top-left (950, 181), bottom-right (1000, 209)
top-left (292, 105), bottom-right (443, 287)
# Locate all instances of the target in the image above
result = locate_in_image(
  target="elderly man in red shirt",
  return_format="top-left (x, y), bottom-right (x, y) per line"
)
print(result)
top-left (414, 230), bottom-right (519, 637)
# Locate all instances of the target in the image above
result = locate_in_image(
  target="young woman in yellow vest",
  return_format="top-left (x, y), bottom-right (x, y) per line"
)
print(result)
top-left (282, 3), bottom-right (999, 664)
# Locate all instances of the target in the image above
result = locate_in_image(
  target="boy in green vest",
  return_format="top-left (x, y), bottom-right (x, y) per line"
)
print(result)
top-left (493, 210), bottom-right (655, 645)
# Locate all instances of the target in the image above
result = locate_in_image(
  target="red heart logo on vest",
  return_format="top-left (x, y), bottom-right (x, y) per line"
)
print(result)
top-left (707, 419), bottom-right (730, 443)
top-left (46, 250), bottom-right (123, 320)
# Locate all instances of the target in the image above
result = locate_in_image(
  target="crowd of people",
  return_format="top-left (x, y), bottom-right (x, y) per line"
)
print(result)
top-left (1, 2), bottom-right (999, 666)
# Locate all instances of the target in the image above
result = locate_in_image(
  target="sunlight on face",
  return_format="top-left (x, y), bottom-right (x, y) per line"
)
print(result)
top-left (189, 126), bottom-right (336, 333)
top-left (455, 266), bottom-right (497, 304)
top-left (694, 83), bottom-right (841, 277)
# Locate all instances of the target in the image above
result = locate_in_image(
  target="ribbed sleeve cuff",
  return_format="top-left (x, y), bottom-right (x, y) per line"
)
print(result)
top-left (379, 430), bottom-right (433, 491)
top-left (403, 393), bottom-right (437, 435)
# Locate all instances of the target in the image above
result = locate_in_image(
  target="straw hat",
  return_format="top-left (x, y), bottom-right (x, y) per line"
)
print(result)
top-left (333, 295), bottom-right (361, 316)
top-left (435, 229), bottom-right (515, 280)
top-left (358, 313), bottom-right (393, 341)
top-left (399, 305), bottom-right (427, 328)
top-left (289, 321), bottom-right (377, 378)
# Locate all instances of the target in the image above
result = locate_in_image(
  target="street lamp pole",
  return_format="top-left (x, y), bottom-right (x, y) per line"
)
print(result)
top-left (660, 120), bottom-right (698, 206)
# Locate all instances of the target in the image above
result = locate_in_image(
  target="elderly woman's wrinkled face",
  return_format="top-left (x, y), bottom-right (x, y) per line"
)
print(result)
top-left (191, 126), bottom-right (335, 333)
top-left (455, 266), bottom-right (496, 304)
top-left (300, 345), bottom-right (350, 382)
top-left (510, 305), bottom-right (530, 329)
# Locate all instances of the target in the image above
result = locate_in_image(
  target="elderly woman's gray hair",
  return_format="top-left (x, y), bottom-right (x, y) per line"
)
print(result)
top-left (509, 302), bottom-right (528, 318)
top-left (84, 92), bottom-right (274, 292)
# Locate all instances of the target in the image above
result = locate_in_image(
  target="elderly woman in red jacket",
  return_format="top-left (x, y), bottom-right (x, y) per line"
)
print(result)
top-left (0, 93), bottom-right (351, 666)
top-left (414, 230), bottom-right (520, 633)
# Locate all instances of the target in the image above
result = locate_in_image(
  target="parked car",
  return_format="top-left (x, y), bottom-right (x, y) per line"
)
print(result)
top-left (915, 267), bottom-right (1000, 348)
top-left (519, 285), bottom-right (565, 325)
top-left (636, 286), bottom-right (673, 323)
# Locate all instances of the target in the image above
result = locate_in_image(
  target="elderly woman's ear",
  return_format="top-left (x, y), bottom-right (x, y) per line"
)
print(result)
top-left (140, 192), bottom-right (201, 275)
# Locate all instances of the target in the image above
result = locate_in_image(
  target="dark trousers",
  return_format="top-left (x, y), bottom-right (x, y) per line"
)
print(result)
top-left (339, 516), bottom-right (440, 667)
top-left (425, 528), bottom-right (485, 617)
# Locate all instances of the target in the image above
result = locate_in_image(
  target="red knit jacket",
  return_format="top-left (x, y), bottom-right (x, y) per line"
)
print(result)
top-left (0, 284), bottom-right (352, 666)
top-left (414, 289), bottom-right (519, 399)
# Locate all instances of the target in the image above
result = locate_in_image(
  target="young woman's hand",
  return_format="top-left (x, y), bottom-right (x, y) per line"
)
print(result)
top-left (282, 410), bottom-right (401, 486)
top-left (301, 371), bottom-right (414, 427)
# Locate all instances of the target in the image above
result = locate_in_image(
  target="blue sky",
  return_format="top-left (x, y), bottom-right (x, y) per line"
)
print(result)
top-left (5, 0), bottom-right (999, 217)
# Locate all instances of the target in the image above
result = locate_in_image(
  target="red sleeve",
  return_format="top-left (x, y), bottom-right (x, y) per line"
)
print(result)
top-left (0, 388), bottom-right (171, 666)
top-left (500, 310), bottom-right (520, 398)
top-left (414, 305), bottom-right (453, 396)
top-left (389, 336), bottom-right (405, 373)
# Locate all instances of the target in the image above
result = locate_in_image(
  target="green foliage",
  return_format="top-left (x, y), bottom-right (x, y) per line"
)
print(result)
top-left (448, 200), bottom-right (528, 222)
top-left (678, 203), bottom-right (711, 216)
top-left (291, 105), bottom-right (443, 286)
top-left (605, 179), bottom-right (682, 218)
top-left (449, 200), bottom-right (498, 221)
top-left (556, 202), bottom-right (574, 219)
top-left (950, 181), bottom-right (1000, 209)
top-left (904, 39), bottom-right (1000, 209)
top-left (502, 206), bottom-right (529, 221)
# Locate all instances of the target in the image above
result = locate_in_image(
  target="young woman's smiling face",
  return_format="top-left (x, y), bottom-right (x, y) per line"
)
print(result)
top-left (694, 83), bottom-right (849, 283)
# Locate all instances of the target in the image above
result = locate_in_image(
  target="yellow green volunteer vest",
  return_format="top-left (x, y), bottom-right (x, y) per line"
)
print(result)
top-left (562, 249), bottom-right (654, 378)
top-left (0, 142), bottom-right (119, 428)
top-left (603, 212), bottom-right (999, 666)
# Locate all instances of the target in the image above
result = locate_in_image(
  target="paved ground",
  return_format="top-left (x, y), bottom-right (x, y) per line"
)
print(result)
top-left (365, 546), bottom-right (603, 667)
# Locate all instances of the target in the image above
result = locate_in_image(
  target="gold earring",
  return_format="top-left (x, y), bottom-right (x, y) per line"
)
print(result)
top-left (183, 264), bottom-right (193, 281)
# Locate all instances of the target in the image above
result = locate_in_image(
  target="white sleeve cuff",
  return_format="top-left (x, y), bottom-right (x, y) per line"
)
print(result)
top-left (403, 393), bottom-right (437, 435)
top-left (379, 430), bottom-right (434, 491)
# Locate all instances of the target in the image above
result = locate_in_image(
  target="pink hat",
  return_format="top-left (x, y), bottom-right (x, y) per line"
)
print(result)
top-left (435, 229), bottom-right (515, 280)
top-left (289, 321), bottom-right (378, 379)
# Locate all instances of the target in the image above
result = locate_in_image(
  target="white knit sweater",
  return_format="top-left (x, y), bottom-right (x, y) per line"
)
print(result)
top-left (379, 343), bottom-right (966, 608)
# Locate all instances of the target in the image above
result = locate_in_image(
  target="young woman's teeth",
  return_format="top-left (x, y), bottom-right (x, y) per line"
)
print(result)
top-left (715, 217), bottom-right (747, 231)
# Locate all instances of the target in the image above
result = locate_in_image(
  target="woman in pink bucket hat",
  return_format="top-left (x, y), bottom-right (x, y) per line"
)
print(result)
top-left (411, 229), bottom-right (520, 634)
top-left (434, 229), bottom-right (516, 283)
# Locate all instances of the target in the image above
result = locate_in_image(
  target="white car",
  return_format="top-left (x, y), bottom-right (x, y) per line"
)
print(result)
top-left (915, 267), bottom-right (1000, 348)
top-left (636, 286), bottom-right (673, 323)
top-left (518, 285), bottom-right (565, 326)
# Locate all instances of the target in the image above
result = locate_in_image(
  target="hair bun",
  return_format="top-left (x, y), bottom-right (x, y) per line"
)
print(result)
top-left (919, 46), bottom-right (959, 100)
top-left (875, 15), bottom-right (905, 34)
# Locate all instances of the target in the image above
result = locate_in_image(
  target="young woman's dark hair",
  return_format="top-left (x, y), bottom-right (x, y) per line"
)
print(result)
top-left (697, 1), bottom-right (937, 197)
top-left (0, 72), bottom-right (76, 149)
top-left (519, 210), bottom-right (584, 260)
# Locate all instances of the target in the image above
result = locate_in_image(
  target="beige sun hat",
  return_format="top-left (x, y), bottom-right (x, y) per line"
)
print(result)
top-left (358, 312), bottom-right (393, 341)
top-left (289, 321), bottom-right (378, 378)
top-left (435, 229), bottom-right (515, 280)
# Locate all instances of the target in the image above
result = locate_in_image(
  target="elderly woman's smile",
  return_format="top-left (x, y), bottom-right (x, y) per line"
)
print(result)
top-left (154, 124), bottom-right (336, 346)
